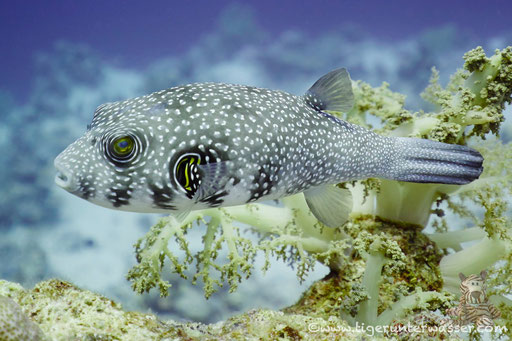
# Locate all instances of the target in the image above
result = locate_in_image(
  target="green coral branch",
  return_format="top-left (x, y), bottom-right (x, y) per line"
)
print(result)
top-left (440, 237), bottom-right (510, 294)
top-left (354, 239), bottom-right (387, 326)
top-left (340, 231), bottom-right (446, 328)
top-left (376, 290), bottom-right (452, 326)
top-left (426, 227), bottom-right (486, 251)
top-left (128, 196), bottom-right (349, 298)
top-left (127, 213), bottom-right (199, 295)
top-left (349, 233), bottom-right (409, 326)
top-left (216, 213), bottom-right (256, 292)
top-left (375, 181), bottom-right (445, 226)
top-left (192, 216), bottom-right (223, 295)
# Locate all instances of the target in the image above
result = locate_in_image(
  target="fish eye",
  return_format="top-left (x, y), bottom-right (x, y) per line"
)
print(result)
top-left (105, 134), bottom-right (139, 165)
top-left (112, 136), bottom-right (134, 157)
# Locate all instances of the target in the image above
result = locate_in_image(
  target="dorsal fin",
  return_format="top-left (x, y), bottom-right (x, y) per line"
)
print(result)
top-left (304, 68), bottom-right (354, 113)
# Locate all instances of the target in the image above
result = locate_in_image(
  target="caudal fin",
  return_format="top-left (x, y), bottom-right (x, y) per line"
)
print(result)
top-left (391, 137), bottom-right (483, 185)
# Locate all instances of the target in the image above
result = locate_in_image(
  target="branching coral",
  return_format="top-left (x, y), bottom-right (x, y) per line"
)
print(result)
top-left (128, 195), bottom-right (348, 298)
top-left (127, 46), bottom-right (512, 338)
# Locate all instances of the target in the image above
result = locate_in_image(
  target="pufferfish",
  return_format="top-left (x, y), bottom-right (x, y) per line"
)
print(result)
top-left (54, 68), bottom-right (483, 227)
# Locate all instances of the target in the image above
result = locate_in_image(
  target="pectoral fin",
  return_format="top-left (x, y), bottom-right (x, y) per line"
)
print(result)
top-left (304, 185), bottom-right (353, 227)
top-left (173, 210), bottom-right (191, 223)
top-left (194, 161), bottom-right (230, 201)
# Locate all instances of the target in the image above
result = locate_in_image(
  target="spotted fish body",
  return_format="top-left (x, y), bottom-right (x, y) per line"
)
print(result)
top-left (55, 69), bottom-right (483, 227)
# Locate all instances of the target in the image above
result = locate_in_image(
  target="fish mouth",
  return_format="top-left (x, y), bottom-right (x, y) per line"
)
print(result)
top-left (55, 170), bottom-right (69, 187)
top-left (54, 161), bottom-right (78, 192)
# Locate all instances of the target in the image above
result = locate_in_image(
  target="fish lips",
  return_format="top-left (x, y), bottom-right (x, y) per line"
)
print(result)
top-left (54, 157), bottom-right (79, 193)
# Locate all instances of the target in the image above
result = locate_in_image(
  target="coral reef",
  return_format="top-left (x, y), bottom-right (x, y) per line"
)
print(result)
top-left (0, 278), bottom-right (382, 340)
top-left (0, 278), bottom-right (170, 340)
top-left (0, 294), bottom-right (45, 341)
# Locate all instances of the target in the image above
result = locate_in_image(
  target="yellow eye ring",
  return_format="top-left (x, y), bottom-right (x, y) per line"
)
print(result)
top-left (105, 134), bottom-right (138, 165)
top-left (112, 136), bottom-right (134, 157)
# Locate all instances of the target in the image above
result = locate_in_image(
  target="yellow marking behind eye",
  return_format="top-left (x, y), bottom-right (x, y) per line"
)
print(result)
top-left (184, 162), bottom-right (191, 190)
top-left (177, 156), bottom-right (199, 192)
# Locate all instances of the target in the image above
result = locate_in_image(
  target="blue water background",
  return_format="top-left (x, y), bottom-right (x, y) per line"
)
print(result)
top-left (2, 0), bottom-right (511, 102)
top-left (0, 1), bottom-right (511, 323)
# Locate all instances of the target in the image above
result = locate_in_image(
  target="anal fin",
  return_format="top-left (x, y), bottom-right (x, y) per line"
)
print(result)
top-left (304, 185), bottom-right (353, 228)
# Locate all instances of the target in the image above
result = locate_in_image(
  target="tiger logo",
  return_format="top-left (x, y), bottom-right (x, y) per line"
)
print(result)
top-left (445, 270), bottom-right (501, 328)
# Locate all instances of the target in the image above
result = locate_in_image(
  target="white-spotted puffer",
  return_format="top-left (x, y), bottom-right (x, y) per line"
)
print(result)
top-left (54, 69), bottom-right (483, 227)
